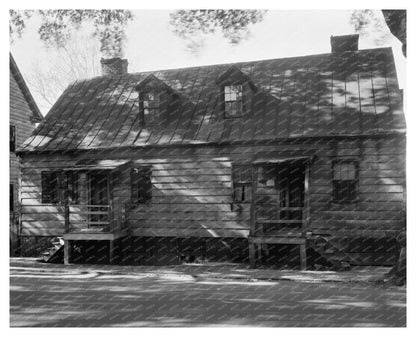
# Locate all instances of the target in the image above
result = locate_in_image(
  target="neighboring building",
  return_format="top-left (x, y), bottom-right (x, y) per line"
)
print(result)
top-left (17, 35), bottom-right (406, 268)
top-left (10, 53), bottom-right (43, 255)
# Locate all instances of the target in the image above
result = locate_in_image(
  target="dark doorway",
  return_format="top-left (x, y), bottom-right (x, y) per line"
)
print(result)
top-left (254, 163), bottom-right (305, 236)
top-left (88, 171), bottom-right (110, 230)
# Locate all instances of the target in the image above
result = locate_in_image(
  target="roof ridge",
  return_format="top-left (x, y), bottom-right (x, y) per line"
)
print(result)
top-left (71, 47), bottom-right (394, 83)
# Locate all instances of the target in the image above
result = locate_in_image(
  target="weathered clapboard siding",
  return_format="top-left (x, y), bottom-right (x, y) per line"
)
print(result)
top-left (10, 55), bottom-right (43, 255)
top-left (10, 64), bottom-right (41, 211)
top-left (16, 43), bottom-right (406, 266)
top-left (19, 135), bottom-right (405, 240)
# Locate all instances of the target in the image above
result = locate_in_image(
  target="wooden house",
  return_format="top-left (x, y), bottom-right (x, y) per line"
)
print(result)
top-left (10, 53), bottom-right (43, 255)
top-left (17, 35), bottom-right (406, 268)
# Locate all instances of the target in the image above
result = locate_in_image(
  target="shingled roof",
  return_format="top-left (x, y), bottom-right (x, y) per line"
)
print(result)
top-left (19, 47), bottom-right (405, 153)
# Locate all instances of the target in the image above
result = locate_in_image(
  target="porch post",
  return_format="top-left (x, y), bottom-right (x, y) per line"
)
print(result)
top-left (257, 244), bottom-right (262, 263)
top-left (300, 243), bottom-right (307, 270)
top-left (300, 163), bottom-right (310, 270)
top-left (64, 239), bottom-right (72, 264)
top-left (64, 203), bottom-right (70, 233)
top-left (249, 241), bottom-right (256, 268)
top-left (109, 240), bottom-right (115, 264)
top-left (302, 165), bottom-right (310, 235)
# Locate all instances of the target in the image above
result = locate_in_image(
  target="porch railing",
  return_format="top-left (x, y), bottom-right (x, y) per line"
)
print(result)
top-left (65, 204), bottom-right (124, 233)
top-left (252, 206), bottom-right (305, 236)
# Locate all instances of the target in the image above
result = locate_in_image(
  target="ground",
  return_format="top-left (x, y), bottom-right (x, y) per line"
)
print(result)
top-left (10, 258), bottom-right (406, 327)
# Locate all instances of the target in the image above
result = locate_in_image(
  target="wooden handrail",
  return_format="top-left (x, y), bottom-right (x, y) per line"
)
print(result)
top-left (257, 220), bottom-right (303, 224)
top-left (69, 204), bottom-right (110, 208)
top-left (67, 203), bottom-right (112, 232)
top-left (69, 211), bottom-right (109, 215)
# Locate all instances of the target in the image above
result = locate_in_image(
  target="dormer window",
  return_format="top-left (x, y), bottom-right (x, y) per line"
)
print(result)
top-left (141, 92), bottom-right (160, 125)
top-left (224, 85), bottom-right (243, 118)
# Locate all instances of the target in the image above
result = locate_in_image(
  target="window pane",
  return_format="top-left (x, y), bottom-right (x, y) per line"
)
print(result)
top-left (236, 99), bottom-right (243, 112)
top-left (225, 102), bottom-right (236, 116)
top-left (334, 162), bottom-right (356, 181)
top-left (334, 180), bottom-right (356, 203)
top-left (244, 185), bottom-right (252, 202)
top-left (346, 163), bottom-right (356, 180)
top-left (234, 185), bottom-right (243, 202)
top-left (224, 85), bottom-right (242, 102)
top-left (233, 167), bottom-right (241, 183)
top-left (142, 92), bottom-right (160, 124)
top-left (333, 163), bottom-right (341, 180)
top-left (143, 92), bottom-right (156, 101)
top-left (224, 85), bottom-right (243, 117)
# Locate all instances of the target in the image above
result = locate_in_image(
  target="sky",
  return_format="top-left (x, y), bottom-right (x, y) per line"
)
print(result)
top-left (10, 9), bottom-right (406, 115)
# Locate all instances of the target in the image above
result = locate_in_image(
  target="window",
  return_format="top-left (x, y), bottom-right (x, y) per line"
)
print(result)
top-left (131, 167), bottom-right (152, 204)
top-left (10, 125), bottom-right (16, 152)
top-left (42, 171), bottom-right (60, 204)
top-left (141, 92), bottom-right (160, 125)
top-left (333, 161), bottom-right (358, 203)
top-left (233, 165), bottom-right (252, 202)
top-left (10, 184), bottom-right (14, 212)
top-left (224, 85), bottom-right (243, 118)
top-left (41, 171), bottom-right (79, 204)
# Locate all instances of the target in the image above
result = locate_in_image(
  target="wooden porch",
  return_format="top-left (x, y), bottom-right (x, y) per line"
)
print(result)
top-left (62, 203), bottom-right (128, 264)
top-left (248, 160), bottom-right (310, 270)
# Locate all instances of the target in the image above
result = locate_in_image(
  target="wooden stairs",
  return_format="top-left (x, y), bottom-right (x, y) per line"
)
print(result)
top-left (310, 236), bottom-right (351, 270)
top-left (41, 237), bottom-right (64, 263)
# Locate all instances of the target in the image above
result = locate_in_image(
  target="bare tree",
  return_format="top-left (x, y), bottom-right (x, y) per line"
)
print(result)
top-left (26, 35), bottom-right (101, 113)
top-left (10, 9), bottom-right (133, 57)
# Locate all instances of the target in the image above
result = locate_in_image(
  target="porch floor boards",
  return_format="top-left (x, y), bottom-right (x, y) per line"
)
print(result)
top-left (63, 228), bottom-right (128, 241)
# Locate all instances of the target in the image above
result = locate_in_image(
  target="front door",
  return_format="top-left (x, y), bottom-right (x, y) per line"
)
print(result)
top-left (88, 171), bottom-right (110, 230)
top-left (253, 163), bottom-right (305, 236)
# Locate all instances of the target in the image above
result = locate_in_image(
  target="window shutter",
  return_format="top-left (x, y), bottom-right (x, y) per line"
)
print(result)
top-left (232, 165), bottom-right (253, 203)
top-left (131, 168), bottom-right (139, 204)
top-left (41, 171), bottom-right (61, 204)
top-left (10, 125), bottom-right (16, 152)
top-left (10, 184), bottom-right (14, 212)
top-left (138, 168), bottom-right (152, 203)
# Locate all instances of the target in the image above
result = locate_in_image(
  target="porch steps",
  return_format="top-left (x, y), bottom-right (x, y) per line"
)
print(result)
top-left (311, 237), bottom-right (351, 269)
top-left (41, 237), bottom-right (64, 263)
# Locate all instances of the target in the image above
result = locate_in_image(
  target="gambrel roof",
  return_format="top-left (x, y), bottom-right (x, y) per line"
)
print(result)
top-left (19, 47), bottom-right (405, 153)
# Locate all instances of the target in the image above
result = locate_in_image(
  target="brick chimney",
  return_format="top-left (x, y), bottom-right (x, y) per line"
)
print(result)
top-left (330, 34), bottom-right (359, 54)
top-left (100, 57), bottom-right (128, 76)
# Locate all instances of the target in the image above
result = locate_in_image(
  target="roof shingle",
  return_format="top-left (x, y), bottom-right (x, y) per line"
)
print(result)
top-left (20, 47), bottom-right (405, 153)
